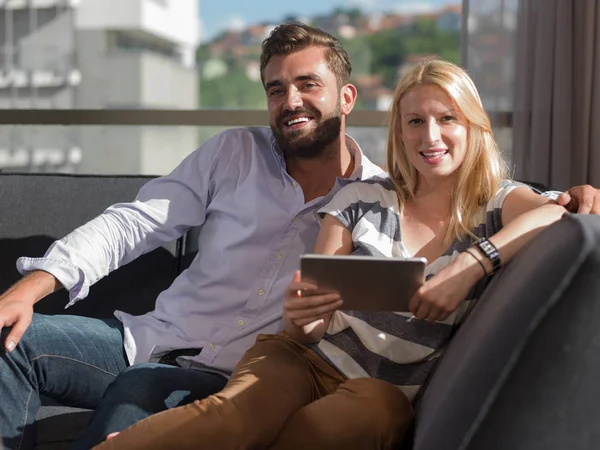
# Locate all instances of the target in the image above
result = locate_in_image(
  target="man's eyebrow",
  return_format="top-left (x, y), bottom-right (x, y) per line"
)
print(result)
top-left (264, 80), bottom-right (282, 91)
top-left (264, 74), bottom-right (324, 91)
top-left (296, 74), bottom-right (323, 83)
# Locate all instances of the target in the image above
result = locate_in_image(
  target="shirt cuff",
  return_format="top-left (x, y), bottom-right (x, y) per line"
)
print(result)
top-left (16, 256), bottom-right (89, 308)
top-left (541, 190), bottom-right (562, 201)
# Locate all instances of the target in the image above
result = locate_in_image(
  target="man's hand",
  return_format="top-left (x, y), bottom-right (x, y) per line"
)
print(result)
top-left (0, 290), bottom-right (35, 352)
top-left (0, 271), bottom-right (60, 351)
top-left (556, 185), bottom-right (600, 214)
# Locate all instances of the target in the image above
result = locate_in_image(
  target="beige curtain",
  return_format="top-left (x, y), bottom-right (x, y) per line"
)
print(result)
top-left (513, 0), bottom-right (600, 190)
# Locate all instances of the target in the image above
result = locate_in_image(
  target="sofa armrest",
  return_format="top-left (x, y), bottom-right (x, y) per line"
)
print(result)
top-left (414, 214), bottom-right (600, 450)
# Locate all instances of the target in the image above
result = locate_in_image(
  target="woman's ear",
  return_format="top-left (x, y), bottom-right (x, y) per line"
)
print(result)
top-left (340, 84), bottom-right (358, 115)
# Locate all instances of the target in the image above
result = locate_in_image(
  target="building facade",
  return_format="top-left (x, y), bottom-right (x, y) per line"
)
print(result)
top-left (0, 0), bottom-right (200, 174)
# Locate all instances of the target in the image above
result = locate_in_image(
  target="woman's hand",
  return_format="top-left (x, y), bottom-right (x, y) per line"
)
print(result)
top-left (408, 252), bottom-right (484, 323)
top-left (283, 271), bottom-right (343, 343)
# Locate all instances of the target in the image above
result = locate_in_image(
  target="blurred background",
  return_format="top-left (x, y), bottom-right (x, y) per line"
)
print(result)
top-left (0, 0), bottom-right (559, 183)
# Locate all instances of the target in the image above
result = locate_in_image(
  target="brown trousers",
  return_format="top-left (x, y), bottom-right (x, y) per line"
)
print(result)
top-left (94, 333), bottom-right (414, 450)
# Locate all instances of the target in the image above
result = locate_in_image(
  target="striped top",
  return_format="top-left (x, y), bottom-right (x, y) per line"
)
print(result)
top-left (313, 175), bottom-right (525, 400)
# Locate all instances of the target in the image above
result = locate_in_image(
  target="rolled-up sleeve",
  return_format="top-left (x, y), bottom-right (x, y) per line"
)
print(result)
top-left (17, 132), bottom-right (229, 306)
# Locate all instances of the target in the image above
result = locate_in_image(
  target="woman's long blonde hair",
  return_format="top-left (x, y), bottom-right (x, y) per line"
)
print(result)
top-left (386, 58), bottom-right (509, 245)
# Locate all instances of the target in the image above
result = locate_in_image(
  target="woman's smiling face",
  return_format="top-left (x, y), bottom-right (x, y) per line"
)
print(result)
top-left (399, 83), bottom-right (468, 189)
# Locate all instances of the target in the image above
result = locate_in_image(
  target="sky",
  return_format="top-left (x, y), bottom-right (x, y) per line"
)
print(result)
top-left (198, 0), bottom-right (461, 42)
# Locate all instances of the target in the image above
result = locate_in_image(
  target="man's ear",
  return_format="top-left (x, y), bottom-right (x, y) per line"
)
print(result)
top-left (340, 84), bottom-right (358, 115)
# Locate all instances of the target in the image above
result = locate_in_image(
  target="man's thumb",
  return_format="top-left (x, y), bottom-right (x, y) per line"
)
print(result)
top-left (556, 191), bottom-right (571, 206)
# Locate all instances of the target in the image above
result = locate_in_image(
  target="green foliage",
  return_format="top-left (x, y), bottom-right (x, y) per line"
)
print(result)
top-left (340, 35), bottom-right (372, 76)
top-left (197, 15), bottom-right (460, 108)
top-left (196, 44), bottom-right (211, 63)
top-left (366, 28), bottom-right (408, 88)
top-left (365, 18), bottom-right (460, 88)
top-left (403, 18), bottom-right (461, 66)
top-left (200, 70), bottom-right (266, 109)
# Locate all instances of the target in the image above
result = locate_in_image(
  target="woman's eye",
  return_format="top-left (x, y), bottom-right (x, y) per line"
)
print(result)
top-left (408, 118), bottom-right (422, 125)
top-left (441, 115), bottom-right (456, 122)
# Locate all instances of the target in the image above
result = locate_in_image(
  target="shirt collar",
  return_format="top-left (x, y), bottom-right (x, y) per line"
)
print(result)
top-left (270, 132), bottom-right (381, 182)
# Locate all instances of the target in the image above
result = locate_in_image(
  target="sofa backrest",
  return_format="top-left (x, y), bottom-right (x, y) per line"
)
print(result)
top-left (413, 214), bottom-right (600, 450)
top-left (0, 173), bottom-right (180, 318)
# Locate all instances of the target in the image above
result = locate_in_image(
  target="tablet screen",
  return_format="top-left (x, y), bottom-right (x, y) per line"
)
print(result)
top-left (300, 254), bottom-right (426, 312)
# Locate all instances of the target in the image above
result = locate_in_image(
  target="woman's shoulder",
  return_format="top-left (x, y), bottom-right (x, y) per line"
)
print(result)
top-left (487, 179), bottom-right (532, 211)
top-left (337, 173), bottom-right (397, 201)
top-left (320, 174), bottom-right (398, 220)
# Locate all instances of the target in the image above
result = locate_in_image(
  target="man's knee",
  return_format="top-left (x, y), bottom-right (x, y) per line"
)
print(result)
top-left (243, 334), bottom-right (307, 368)
top-left (107, 363), bottom-right (168, 394)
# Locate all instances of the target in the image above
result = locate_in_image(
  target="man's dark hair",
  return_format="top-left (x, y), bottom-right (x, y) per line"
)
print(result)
top-left (260, 22), bottom-right (352, 88)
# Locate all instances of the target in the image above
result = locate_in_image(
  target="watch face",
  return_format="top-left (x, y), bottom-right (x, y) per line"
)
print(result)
top-left (480, 241), bottom-right (495, 254)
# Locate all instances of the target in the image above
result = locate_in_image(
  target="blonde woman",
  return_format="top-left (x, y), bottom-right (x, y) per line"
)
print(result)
top-left (95, 59), bottom-right (567, 450)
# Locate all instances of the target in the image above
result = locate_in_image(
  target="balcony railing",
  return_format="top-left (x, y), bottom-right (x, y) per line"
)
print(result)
top-left (0, 109), bottom-right (512, 128)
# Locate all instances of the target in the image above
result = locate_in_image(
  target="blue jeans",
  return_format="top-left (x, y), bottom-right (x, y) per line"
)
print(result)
top-left (0, 313), bottom-right (128, 450)
top-left (72, 363), bottom-right (228, 449)
top-left (0, 314), bottom-right (228, 450)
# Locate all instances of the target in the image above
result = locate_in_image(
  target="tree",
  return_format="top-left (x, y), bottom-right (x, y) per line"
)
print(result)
top-left (200, 69), bottom-right (266, 109)
top-left (341, 35), bottom-right (372, 77)
top-left (367, 28), bottom-right (408, 88)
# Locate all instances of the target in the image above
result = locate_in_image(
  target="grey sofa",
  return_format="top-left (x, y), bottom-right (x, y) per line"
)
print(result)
top-left (1, 172), bottom-right (600, 450)
top-left (0, 173), bottom-right (186, 450)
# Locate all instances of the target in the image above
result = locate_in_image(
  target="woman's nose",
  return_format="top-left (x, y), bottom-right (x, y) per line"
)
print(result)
top-left (423, 121), bottom-right (441, 146)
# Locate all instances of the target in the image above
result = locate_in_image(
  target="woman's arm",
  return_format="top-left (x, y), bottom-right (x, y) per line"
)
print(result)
top-left (409, 187), bottom-right (567, 322)
top-left (283, 215), bottom-right (352, 343)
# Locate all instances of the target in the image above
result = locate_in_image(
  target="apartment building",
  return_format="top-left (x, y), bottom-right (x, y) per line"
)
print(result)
top-left (0, 0), bottom-right (200, 174)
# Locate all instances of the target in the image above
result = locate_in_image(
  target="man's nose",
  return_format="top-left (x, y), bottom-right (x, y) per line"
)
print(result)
top-left (284, 87), bottom-right (303, 110)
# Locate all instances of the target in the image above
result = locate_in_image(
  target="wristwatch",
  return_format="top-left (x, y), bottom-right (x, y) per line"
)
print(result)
top-left (475, 237), bottom-right (502, 275)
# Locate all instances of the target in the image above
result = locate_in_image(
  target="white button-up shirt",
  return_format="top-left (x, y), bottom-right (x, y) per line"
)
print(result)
top-left (17, 127), bottom-right (384, 373)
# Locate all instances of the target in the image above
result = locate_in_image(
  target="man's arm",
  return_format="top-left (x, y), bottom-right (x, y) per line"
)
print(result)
top-left (1, 131), bottom-right (230, 350)
top-left (17, 135), bottom-right (226, 304)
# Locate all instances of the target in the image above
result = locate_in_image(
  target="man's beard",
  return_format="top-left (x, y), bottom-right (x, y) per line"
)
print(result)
top-left (271, 102), bottom-right (343, 160)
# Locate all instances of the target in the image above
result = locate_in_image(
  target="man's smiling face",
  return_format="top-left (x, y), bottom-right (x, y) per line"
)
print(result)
top-left (263, 46), bottom-right (343, 159)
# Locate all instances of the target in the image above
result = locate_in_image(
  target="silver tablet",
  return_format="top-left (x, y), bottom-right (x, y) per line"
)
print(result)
top-left (300, 254), bottom-right (427, 312)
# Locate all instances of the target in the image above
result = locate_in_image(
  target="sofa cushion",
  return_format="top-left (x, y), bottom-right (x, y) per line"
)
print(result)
top-left (413, 214), bottom-right (600, 450)
top-left (34, 405), bottom-right (93, 450)
top-left (0, 173), bottom-right (179, 317)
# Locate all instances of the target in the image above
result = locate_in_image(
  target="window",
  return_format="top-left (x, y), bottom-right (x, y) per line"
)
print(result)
top-left (0, 1), bottom-right (467, 174)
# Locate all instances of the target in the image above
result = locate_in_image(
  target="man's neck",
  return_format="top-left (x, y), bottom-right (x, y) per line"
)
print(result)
top-left (286, 137), bottom-right (355, 203)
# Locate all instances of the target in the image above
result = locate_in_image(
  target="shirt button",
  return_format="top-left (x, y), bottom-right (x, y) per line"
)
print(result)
top-left (209, 343), bottom-right (216, 349)
top-left (258, 289), bottom-right (265, 296)
top-left (292, 181), bottom-right (298, 187)
top-left (291, 217), bottom-right (297, 223)
top-left (238, 319), bottom-right (244, 327)
top-left (274, 251), bottom-right (282, 259)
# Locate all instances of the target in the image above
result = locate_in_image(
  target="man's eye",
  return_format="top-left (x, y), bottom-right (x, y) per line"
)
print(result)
top-left (303, 83), bottom-right (317, 89)
top-left (269, 89), bottom-right (284, 96)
